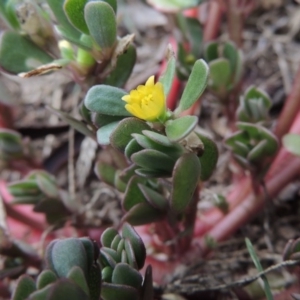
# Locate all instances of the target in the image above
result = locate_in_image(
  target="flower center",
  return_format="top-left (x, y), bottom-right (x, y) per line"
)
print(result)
top-left (141, 94), bottom-right (153, 108)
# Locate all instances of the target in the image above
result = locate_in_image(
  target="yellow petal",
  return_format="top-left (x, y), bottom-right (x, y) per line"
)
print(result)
top-left (125, 104), bottom-right (146, 120)
top-left (145, 76), bottom-right (155, 87)
top-left (122, 95), bottom-right (131, 102)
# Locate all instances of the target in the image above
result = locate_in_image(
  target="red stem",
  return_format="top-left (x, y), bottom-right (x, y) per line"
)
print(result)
top-left (203, 1), bottom-right (223, 42)
top-left (275, 64), bottom-right (300, 141)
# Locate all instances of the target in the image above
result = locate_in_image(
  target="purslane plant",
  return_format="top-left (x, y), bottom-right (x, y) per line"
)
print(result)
top-left (83, 49), bottom-right (218, 253)
top-left (11, 223), bottom-right (153, 300)
top-left (0, 0), bottom-right (135, 87)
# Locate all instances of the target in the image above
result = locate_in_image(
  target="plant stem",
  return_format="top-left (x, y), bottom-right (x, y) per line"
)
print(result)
top-left (275, 64), bottom-right (300, 141)
top-left (203, 1), bottom-right (223, 42)
top-left (0, 103), bottom-right (13, 129)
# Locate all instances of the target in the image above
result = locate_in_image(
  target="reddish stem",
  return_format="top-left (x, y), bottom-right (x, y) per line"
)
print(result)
top-left (0, 103), bottom-right (14, 129)
top-left (203, 1), bottom-right (223, 42)
top-left (275, 64), bottom-right (300, 141)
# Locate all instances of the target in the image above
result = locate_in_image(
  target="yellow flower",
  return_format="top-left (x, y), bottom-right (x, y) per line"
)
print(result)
top-left (122, 76), bottom-right (166, 122)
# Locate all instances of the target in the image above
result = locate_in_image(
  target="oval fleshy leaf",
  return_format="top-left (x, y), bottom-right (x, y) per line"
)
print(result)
top-left (283, 134), bottom-right (300, 157)
top-left (101, 283), bottom-right (139, 300)
top-left (196, 133), bottom-right (218, 181)
top-left (165, 116), bottom-right (197, 142)
top-left (159, 44), bottom-right (176, 96)
top-left (147, 0), bottom-right (202, 13)
top-left (46, 0), bottom-right (81, 39)
top-left (124, 139), bottom-right (143, 160)
top-left (110, 118), bottom-right (150, 152)
top-left (135, 168), bottom-right (171, 178)
top-left (123, 176), bottom-right (147, 211)
top-left (0, 32), bottom-right (53, 74)
top-left (67, 266), bottom-right (89, 296)
top-left (84, 1), bottom-right (116, 53)
top-left (101, 228), bottom-right (119, 247)
top-left (121, 223), bottom-right (146, 270)
top-left (84, 85), bottom-right (129, 116)
top-left (102, 266), bottom-right (113, 282)
top-left (138, 184), bottom-right (168, 211)
top-left (36, 270), bottom-right (58, 290)
top-left (46, 239), bottom-right (88, 278)
top-left (141, 265), bottom-right (154, 300)
top-left (112, 263), bottom-right (143, 289)
top-left (204, 42), bottom-right (218, 62)
top-left (131, 149), bottom-right (175, 172)
top-left (97, 121), bottom-right (119, 146)
top-left (208, 58), bottom-right (231, 93)
top-left (94, 161), bottom-right (117, 186)
top-left (142, 130), bottom-right (174, 147)
top-left (104, 44), bottom-right (136, 88)
top-left (171, 153), bottom-right (201, 214)
top-left (64, 0), bottom-right (89, 34)
top-left (177, 59), bottom-right (209, 112)
top-left (12, 275), bottom-right (36, 300)
top-left (122, 202), bottom-right (165, 226)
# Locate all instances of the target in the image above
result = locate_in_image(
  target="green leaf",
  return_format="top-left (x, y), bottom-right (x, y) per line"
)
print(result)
top-left (102, 266), bottom-right (113, 282)
top-left (101, 228), bottom-right (119, 247)
top-left (122, 176), bottom-right (147, 211)
top-left (36, 172), bottom-right (59, 198)
top-left (196, 133), bottom-right (218, 181)
top-left (12, 275), bottom-right (36, 300)
top-left (0, 0), bottom-right (19, 30)
top-left (37, 270), bottom-right (58, 290)
top-left (165, 116), bottom-right (197, 142)
top-left (96, 121), bottom-right (119, 146)
top-left (121, 223), bottom-right (146, 270)
top-left (104, 45), bottom-right (136, 88)
top-left (92, 113), bottom-right (123, 128)
top-left (64, 0), bottom-right (89, 34)
top-left (204, 42), bottom-right (218, 62)
top-left (111, 235), bottom-right (122, 250)
top-left (101, 283), bottom-right (139, 300)
top-left (185, 17), bottom-right (203, 58)
top-left (110, 118), bottom-right (150, 152)
top-left (0, 129), bottom-right (22, 155)
top-left (124, 139), bottom-right (143, 160)
top-left (159, 44), bottom-right (176, 96)
top-left (0, 32), bottom-right (53, 74)
top-left (100, 249), bottom-right (117, 268)
top-left (177, 59), bottom-right (209, 112)
top-left (171, 153), bottom-right (201, 214)
top-left (67, 266), bottom-right (89, 296)
top-left (99, 0), bottom-right (117, 13)
top-left (223, 42), bottom-right (238, 76)
top-left (142, 130), bottom-right (174, 147)
top-left (46, 239), bottom-right (88, 278)
top-left (122, 203), bottom-right (165, 226)
top-left (31, 279), bottom-right (90, 300)
top-left (112, 263), bottom-right (143, 289)
top-left (141, 266), bottom-right (154, 300)
top-left (84, 2), bottom-right (116, 51)
top-left (138, 184), bottom-right (168, 211)
top-left (131, 149), bottom-right (175, 173)
top-left (208, 58), bottom-right (231, 92)
top-left (135, 168), bottom-right (171, 178)
top-left (47, 106), bottom-right (95, 139)
top-left (46, 0), bottom-right (81, 39)
top-left (84, 85), bottom-right (129, 116)
top-left (244, 86), bottom-right (271, 109)
top-left (245, 238), bottom-right (273, 300)
top-left (283, 134), bottom-right (300, 157)
top-left (147, 0), bottom-right (203, 12)
top-left (94, 161), bottom-right (116, 186)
